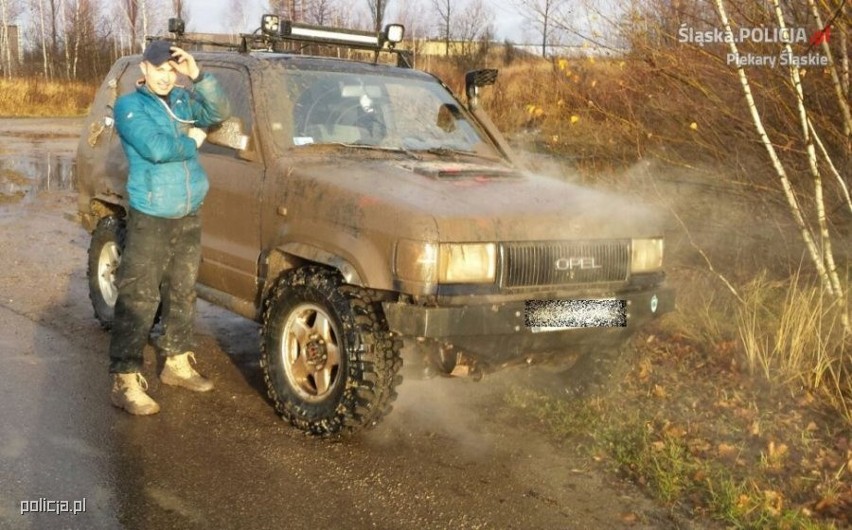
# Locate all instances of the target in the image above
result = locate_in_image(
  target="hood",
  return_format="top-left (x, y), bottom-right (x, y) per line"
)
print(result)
top-left (280, 157), bottom-right (664, 242)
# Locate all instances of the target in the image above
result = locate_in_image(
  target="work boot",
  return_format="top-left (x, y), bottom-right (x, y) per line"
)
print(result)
top-left (160, 352), bottom-right (214, 392)
top-left (111, 373), bottom-right (160, 416)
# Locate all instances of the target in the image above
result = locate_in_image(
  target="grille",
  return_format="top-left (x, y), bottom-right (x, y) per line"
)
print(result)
top-left (501, 240), bottom-right (630, 289)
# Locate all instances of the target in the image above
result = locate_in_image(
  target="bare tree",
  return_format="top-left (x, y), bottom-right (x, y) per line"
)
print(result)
top-left (64, 0), bottom-right (99, 79)
top-left (117, 0), bottom-right (139, 52)
top-left (304, 0), bottom-right (338, 25)
top-left (366, 0), bottom-right (388, 32)
top-left (36, 0), bottom-right (49, 77)
top-left (712, 0), bottom-right (849, 333)
top-left (226, 0), bottom-right (251, 33)
top-left (139, 0), bottom-right (148, 48)
top-left (455, 0), bottom-right (494, 63)
top-left (172, 0), bottom-right (189, 24)
top-left (512, 0), bottom-right (570, 57)
top-left (431, 0), bottom-right (451, 56)
top-left (0, 0), bottom-right (11, 78)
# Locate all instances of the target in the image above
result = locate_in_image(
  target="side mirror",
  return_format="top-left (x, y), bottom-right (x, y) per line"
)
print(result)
top-left (464, 69), bottom-right (498, 110)
top-left (206, 117), bottom-right (250, 151)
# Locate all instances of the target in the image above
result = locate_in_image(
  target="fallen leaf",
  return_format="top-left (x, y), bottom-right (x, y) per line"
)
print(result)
top-left (621, 512), bottom-right (638, 524)
top-left (688, 438), bottom-right (711, 455)
top-left (718, 442), bottom-right (738, 459)
top-left (763, 490), bottom-right (783, 516)
top-left (768, 441), bottom-right (789, 460)
top-left (664, 425), bottom-right (686, 439)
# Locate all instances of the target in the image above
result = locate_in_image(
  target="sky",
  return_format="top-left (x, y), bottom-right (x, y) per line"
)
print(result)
top-left (181, 0), bottom-right (530, 43)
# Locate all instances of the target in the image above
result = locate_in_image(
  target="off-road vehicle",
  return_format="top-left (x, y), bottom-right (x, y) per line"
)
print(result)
top-left (77, 16), bottom-right (675, 435)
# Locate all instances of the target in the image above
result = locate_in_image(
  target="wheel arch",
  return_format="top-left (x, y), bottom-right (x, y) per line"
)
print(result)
top-left (82, 195), bottom-right (126, 232)
top-left (263, 241), bottom-right (376, 298)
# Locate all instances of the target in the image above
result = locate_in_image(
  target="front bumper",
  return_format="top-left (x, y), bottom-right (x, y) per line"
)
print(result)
top-left (382, 286), bottom-right (675, 338)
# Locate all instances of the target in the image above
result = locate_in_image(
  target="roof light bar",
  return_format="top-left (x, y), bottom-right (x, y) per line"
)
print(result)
top-left (284, 22), bottom-right (380, 47)
top-left (247, 15), bottom-right (410, 66)
top-left (261, 15), bottom-right (382, 48)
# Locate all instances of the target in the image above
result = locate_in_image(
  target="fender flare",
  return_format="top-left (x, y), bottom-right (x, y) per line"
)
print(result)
top-left (267, 243), bottom-right (365, 287)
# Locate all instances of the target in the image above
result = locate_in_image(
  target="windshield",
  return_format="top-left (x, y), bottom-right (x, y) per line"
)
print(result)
top-left (278, 66), bottom-right (499, 156)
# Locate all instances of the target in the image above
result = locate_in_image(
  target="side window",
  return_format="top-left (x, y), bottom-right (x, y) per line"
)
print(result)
top-left (198, 65), bottom-right (253, 157)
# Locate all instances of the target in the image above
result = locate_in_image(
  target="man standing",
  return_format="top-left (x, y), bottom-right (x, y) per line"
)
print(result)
top-left (109, 40), bottom-right (230, 415)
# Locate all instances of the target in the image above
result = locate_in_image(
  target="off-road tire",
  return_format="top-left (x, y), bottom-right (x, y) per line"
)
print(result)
top-left (87, 216), bottom-right (125, 329)
top-left (261, 266), bottom-right (403, 436)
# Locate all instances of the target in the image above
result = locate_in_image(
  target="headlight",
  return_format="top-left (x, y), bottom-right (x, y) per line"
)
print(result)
top-left (438, 243), bottom-right (496, 283)
top-left (394, 241), bottom-right (496, 284)
top-left (631, 238), bottom-right (664, 273)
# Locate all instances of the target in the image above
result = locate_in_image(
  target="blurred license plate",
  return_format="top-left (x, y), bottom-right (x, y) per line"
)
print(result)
top-left (524, 299), bottom-right (627, 332)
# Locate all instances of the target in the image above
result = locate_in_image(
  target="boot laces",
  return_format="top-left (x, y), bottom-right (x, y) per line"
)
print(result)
top-left (170, 352), bottom-right (200, 378)
top-left (118, 373), bottom-right (152, 401)
top-left (135, 373), bottom-right (150, 391)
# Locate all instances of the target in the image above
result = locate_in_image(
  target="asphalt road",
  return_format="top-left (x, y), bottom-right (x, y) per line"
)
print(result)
top-left (0, 118), bottom-right (682, 530)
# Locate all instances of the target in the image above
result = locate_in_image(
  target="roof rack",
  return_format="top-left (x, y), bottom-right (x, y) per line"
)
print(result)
top-left (146, 15), bottom-right (413, 68)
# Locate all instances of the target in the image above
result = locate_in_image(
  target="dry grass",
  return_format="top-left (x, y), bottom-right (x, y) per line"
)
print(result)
top-left (738, 271), bottom-right (852, 422)
top-left (0, 78), bottom-right (95, 117)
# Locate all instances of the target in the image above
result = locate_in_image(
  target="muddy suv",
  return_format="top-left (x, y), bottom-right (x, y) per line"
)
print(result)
top-left (77, 17), bottom-right (674, 435)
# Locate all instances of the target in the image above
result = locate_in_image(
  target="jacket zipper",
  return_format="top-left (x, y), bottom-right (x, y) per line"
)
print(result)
top-left (163, 92), bottom-right (193, 217)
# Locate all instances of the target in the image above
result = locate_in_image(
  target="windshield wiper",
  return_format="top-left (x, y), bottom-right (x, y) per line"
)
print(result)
top-left (331, 142), bottom-right (420, 159)
top-left (419, 147), bottom-right (505, 163)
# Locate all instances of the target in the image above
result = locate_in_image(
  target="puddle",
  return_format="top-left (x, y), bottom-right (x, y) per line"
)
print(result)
top-left (0, 154), bottom-right (76, 205)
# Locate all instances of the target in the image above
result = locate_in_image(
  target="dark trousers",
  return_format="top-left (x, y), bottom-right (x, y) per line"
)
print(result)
top-left (109, 208), bottom-right (202, 373)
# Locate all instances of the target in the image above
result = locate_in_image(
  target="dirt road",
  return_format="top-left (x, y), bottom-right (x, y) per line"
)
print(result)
top-left (0, 118), bottom-right (688, 529)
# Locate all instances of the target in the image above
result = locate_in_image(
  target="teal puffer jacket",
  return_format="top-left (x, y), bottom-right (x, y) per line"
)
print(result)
top-left (114, 73), bottom-right (231, 218)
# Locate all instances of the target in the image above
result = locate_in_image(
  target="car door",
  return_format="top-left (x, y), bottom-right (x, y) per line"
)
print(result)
top-left (196, 63), bottom-right (264, 305)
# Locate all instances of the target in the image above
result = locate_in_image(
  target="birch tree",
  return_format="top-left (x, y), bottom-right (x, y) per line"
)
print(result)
top-left (37, 0), bottom-right (49, 77)
top-left (0, 0), bottom-right (11, 78)
top-left (118, 0), bottom-right (139, 53)
top-left (711, 0), bottom-right (849, 333)
top-left (807, 0), bottom-right (852, 140)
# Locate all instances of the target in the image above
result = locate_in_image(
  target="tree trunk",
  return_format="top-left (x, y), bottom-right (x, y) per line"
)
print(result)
top-left (38, 0), bottom-right (50, 78)
top-left (0, 0), bottom-right (10, 79)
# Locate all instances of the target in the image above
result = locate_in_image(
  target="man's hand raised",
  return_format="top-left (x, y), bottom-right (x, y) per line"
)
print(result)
top-left (168, 47), bottom-right (200, 80)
